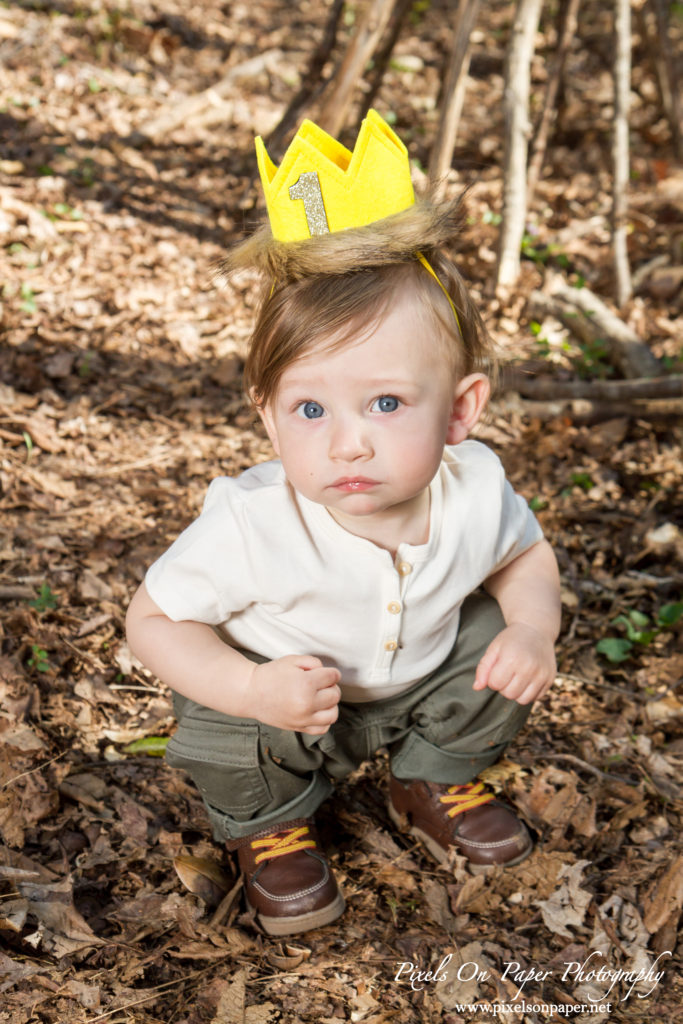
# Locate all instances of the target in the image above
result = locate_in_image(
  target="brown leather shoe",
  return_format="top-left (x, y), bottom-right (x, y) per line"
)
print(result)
top-left (389, 776), bottom-right (532, 872)
top-left (227, 817), bottom-right (345, 935)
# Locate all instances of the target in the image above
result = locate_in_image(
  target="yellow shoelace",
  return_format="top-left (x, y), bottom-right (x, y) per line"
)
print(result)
top-left (251, 825), bottom-right (317, 865)
top-left (439, 782), bottom-right (495, 818)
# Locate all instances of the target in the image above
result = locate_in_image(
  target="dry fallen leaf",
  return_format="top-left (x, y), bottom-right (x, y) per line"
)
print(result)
top-left (642, 855), bottom-right (683, 934)
top-left (173, 853), bottom-right (235, 907)
top-left (535, 859), bottom-right (593, 938)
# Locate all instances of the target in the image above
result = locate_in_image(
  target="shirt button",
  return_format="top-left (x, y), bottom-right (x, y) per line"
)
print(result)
top-left (387, 601), bottom-right (401, 614)
top-left (384, 639), bottom-right (398, 651)
top-left (397, 561), bottom-right (413, 576)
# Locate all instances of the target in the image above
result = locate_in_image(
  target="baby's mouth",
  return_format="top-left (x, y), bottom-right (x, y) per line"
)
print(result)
top-left (330, 477), bottom-right (379, 492)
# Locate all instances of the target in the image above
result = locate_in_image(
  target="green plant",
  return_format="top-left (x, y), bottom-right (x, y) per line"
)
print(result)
top-left (596, 601), bottom-right (683, 663)
top-left (410, 0), bottom-right (431, 24)
top-left (53, 202), bottom-right (83, 221)
top-left (30, 583), bottom-right (58, 612)
top-left (574, 337), bottom-right (613, 379)
top-left (19, 283), bottom-right (36, 313)
top-left (520, 233), bottom-right (570, 268)
top-left (28, 645), bottom-right (50, 672)
top-left (529, 320), bottom-right (551, 355)
top-left (483, 209), bottom-right (502, 226)
top-left (570, 472), bottom-right (595, 492)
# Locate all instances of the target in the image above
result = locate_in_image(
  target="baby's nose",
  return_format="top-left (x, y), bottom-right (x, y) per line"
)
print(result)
top-left (328, 416), bottom-right (372, 460)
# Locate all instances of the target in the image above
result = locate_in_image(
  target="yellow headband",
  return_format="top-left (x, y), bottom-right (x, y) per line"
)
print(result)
top-left (256, 110), bottom-right (461, 333)
top-left (416, 252), bottom-right (462, 334)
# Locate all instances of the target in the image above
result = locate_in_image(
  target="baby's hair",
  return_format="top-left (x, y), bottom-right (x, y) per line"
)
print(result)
top-left (223, 191), bottom-right (496, 406)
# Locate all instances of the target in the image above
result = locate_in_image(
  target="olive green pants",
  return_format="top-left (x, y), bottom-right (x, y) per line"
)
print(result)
top-left (165, 594), bottom-right (531, 840)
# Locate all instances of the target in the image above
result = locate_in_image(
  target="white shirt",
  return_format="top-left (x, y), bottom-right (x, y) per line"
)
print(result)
top-left (145, 441), bottom-right (543, 702)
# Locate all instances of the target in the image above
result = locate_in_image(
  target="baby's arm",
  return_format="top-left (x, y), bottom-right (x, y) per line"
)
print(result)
top-left (475, 539), bottom-right (561, 705)
top-left (125, 582), bottom-right (341, 735)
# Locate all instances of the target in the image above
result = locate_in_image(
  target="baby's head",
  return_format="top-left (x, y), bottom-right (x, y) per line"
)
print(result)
top-left (245, 252), bottom-right (494, 409)
top-left (243, 254), bottom-right (493, 528)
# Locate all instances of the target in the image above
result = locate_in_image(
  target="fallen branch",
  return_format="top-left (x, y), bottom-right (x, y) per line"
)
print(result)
top-left (529, 281), bottom-right (661, 378)
top-left (135, 50), bottom-right (284, 142)
top-left (501, 394), bottom-right (682, 425)
top-left (500, 371), bottom-right (683, 402)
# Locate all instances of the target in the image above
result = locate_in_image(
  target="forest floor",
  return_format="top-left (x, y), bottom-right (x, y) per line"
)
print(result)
top-left (1, 1), bottom-right (682, 1022)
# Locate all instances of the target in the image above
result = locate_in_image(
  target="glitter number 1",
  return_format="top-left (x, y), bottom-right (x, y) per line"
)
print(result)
top-left (288, 171), bottom-right (330, 236)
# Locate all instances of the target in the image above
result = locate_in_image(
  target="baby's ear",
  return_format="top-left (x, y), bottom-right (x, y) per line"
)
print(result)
top-left (252, 394), bottom-right (281, 455)
top-left (446, 373), bottom-right (490, 445)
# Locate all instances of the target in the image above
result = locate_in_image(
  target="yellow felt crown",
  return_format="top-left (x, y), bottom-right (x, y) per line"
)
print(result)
top-left (255, 109), bottom-right (416, 243)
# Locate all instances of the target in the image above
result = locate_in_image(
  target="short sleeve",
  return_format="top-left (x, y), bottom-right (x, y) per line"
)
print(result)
top-left (492, 475), bottom-right (544, 571)
top-left (144, 477), bottom-right (252, 624)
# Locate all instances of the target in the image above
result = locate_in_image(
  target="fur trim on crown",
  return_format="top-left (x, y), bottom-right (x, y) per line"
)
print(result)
top-left (223, 194), bottom-right (468, 282)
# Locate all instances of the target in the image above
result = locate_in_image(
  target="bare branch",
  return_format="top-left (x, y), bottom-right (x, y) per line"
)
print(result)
top-left (496, 0), bottom-right (544, 290)
top-left (612, 0), bottom-right (632, 307)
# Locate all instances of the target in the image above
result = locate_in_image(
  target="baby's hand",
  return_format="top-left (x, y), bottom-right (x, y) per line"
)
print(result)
top-left (473, 623), bottom-right (556, 705)
top-left (250, 655), bottom-right (342, 735)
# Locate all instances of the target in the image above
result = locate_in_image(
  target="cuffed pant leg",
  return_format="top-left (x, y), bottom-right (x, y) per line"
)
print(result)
top-left (390, 593), bottom-right (532, 784)
top-left (166, 693), bottom-right (335, 841)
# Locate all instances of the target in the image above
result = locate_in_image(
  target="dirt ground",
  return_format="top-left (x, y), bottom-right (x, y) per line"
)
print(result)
top-left (1, 1), bottom-right (682, 1022)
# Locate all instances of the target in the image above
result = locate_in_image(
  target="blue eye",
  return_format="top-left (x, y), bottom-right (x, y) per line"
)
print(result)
top-left (297, 401), bottom-right (325, 419)
top-left (372, 395), bottom-right (400, 413)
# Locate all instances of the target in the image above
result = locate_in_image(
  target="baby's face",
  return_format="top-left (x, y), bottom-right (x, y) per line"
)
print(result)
top-left (259, 290), bottom-right (461, 533)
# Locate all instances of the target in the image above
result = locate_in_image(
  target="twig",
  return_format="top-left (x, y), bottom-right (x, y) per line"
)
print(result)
top-left (75, 967), bottom-right (215, 1024)
top-left (266, 0), bottom-right (346, 155)
top-left (539, 752), bottom-right (635, 784)
top-left (527, 0), bottom-right (581, 204)
top-left (1, 752), bottom-right (68, 790)
top-left (208, 874), bottom-right (244, 929)
top-left (0, 584), bottom-right (35, 600)
top-left (358, 0), bottom-right (414, 122)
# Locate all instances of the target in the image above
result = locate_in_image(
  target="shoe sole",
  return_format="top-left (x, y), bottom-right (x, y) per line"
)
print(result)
top-left (247, 890), bottom-right (346, 936)
top-left (388, 800), bottom-right (533, 874)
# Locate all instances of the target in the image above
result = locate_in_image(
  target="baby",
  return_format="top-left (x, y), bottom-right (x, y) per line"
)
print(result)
top-left (126, 111), bottom-right (561, 937)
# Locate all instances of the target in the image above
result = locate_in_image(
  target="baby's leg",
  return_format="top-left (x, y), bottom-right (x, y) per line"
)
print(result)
top-left (165, 679), bottom-right (362, 936)
top-left (166, 692), bottom-right (334, 840)
top-left (388, 592), bottom-right (534, 870)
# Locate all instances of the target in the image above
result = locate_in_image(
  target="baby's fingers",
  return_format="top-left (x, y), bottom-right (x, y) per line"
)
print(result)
top-left (473, 642), bottom-right (501, 691)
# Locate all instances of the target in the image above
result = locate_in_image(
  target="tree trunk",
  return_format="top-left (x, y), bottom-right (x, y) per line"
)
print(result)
top-left (266, 0), bottom-right (346, 156)
top-left (496, 0), bottom-right (544, 290)
top-left (612, 0), bottom-right (632, 308)
top-left (640, 0), bottom-right (682, 161)
top-left (428, 0), bottom-right (481, 194)
top-left (317, 0), bottom-right (399, 139)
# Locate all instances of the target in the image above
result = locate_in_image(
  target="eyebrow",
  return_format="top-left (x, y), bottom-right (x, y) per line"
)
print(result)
top-left (279, 374), bottom-right (419, 392)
